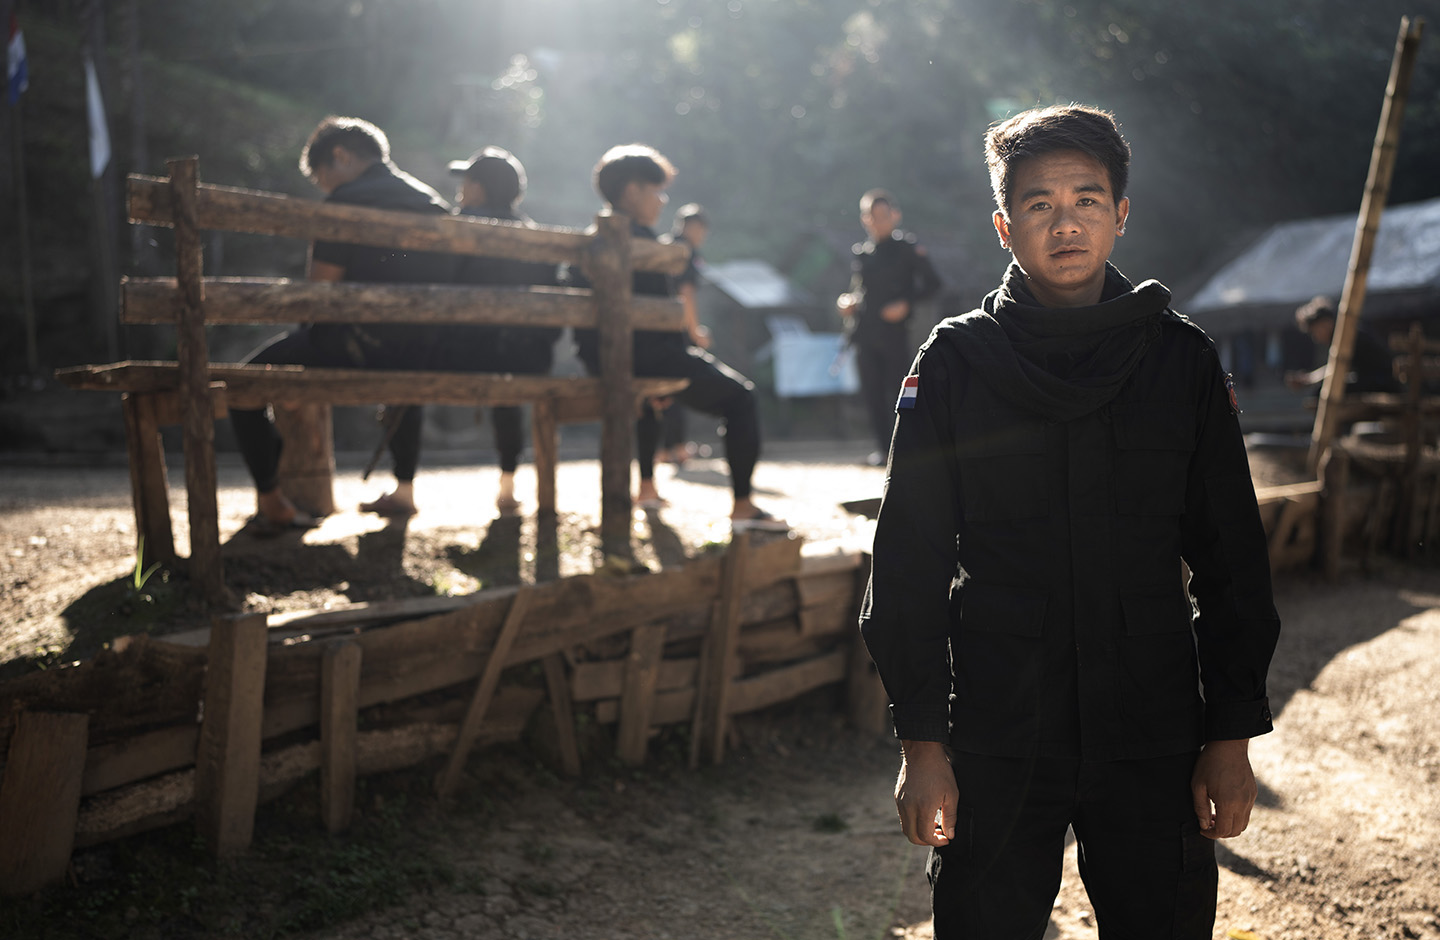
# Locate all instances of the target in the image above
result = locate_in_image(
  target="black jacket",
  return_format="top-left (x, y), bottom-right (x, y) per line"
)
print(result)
top-left (847, 231), bottom-right (942, 344)
top-left (861, 271), bottom-right (1280, 761)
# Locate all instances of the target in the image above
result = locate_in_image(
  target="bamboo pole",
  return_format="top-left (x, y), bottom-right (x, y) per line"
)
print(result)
top-left (1309, 16), bottom-right (1425, 472)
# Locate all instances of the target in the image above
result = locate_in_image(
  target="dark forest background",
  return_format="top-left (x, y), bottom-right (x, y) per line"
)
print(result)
top-left (2, 0), bottom-right (1439, 376)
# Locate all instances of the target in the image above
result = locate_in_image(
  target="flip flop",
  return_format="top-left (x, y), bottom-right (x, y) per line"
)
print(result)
top-left (249, 511), bottom-right (319, 538)
top-left (636, 496), bottom-right (669, 510)
top-left (360, 494), bottom-right (418, 517)
top-left (496, 495), bottom-right (521, 516)
top-left (731, 509), bottom-right (791, 533)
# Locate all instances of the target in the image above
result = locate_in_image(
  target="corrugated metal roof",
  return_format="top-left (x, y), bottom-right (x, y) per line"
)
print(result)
top-left (1187, 196), bottom-right (1440, 313)
top-left (704, 260), bottom-right (813, 308)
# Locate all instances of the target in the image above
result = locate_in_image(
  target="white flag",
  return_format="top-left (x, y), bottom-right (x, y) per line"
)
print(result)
top-left (84, 55), bottom-right (111, 178)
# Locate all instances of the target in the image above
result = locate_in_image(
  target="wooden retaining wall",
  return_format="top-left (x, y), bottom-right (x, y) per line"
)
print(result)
top-left (0, 534), bottom-right (880, 893)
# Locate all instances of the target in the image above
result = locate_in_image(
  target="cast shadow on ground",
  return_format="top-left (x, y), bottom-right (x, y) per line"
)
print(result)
top-left (641, 507), bottom-right (692, 569)
top-left (448, 512), bottom-right (563, 587)
top-left (219, 516), bottom-right (435, 604)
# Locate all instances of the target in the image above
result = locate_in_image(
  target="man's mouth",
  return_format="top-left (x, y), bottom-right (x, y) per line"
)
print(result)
top-left (1051, 245), bottom-right (1086, 258)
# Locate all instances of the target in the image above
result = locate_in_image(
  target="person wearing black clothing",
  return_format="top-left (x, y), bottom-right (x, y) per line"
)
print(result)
top-left (446, 146), bottom-right (561, 514)
top-left (230, 116), bottom-right (454, 530)
top-left (836, 189), bottom-right (942, 465)
top-left (1285, 295), bottom-right (1401, 395)
top-left (861, 105), bottom-right (1279, 939)
top-left (574, 145), bottom-right (785, 530)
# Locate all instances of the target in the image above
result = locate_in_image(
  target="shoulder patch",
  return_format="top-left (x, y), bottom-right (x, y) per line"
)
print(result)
top-left (1224, 372), bottom-right (1242, 415)
top-left (896, 375), bottom-right (919, 412)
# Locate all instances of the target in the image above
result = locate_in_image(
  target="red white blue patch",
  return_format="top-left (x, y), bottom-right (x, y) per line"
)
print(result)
top-left (1224, 372), bottom-right (1241, 415)
top-left (896, 375), bottom-right (919, 411)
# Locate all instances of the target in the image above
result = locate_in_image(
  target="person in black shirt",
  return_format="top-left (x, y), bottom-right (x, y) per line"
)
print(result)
top-left (445, 146), bottom-right (561, 514)
top-left (1285, 295), bottom-right (1401, 395)
top-left (575, 145), bottom-right (785, 531)
top-left (862, 105), bottom-right (1279, 939)
top-left (230, 116), bottom-right (454, 530)
top-left (836, 189), bottom-right (942, 465)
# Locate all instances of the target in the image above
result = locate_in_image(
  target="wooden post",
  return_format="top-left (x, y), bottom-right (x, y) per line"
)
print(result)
top-left (320, 641), bottom-right (362, 833)
top-left (1394, 325), bottom-right (1427, 554)
top-left (168, 156), bottom-right (227, 602)
top-left (694, 532), bottom-right (751, 765)
top-left (436, 588), bottom-right (532, 799)
top-left (532, 398), bottom-right (559, 516)
top-left (195, 612), bottom-right (268, 857)
top-left (1310, 17), bottom-right (1425, 471)
top-left (275, 402), bottom-right (336, 517)
top-left (122, 391), bottom-right (176, 568)
top-left (541, 653), bottom-right (582, 776)
top-left (1321, 445), bottom-right (1351, 581)
top-left (587, 212), bottom-right (636, 562)
top-left (0, 712), bottom-right (90, 896)
top-left (615, 624), bottom-right (667, 765)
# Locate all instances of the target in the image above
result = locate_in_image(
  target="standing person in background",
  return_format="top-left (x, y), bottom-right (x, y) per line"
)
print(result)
top-left (446, 146), bottom-right (561, 515)
top-left (230, 116), bottom-right (454, 531)
top-left (862, 104), bottom-right (1279, 938)
top-left (1284, 295), bottom-right (1401, 395)
top-left (837, 189), bottom-right (942, 466)
top-left (656, 203), bottom-right (712, 466)
top-left (574, 144), bottom-right (786, 531)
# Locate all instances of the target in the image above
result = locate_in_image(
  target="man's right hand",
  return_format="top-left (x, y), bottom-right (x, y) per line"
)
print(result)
top-left (895, 740), bottom-right (958, 847)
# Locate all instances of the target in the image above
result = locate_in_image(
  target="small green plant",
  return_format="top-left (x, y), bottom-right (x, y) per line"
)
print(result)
top-left (130, 537), bottom-right (162, 597)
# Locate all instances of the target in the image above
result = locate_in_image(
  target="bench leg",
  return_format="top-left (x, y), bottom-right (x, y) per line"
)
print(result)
top-left (532, 399), bottom-right (558, 516)
top-left (275, 403), bottom-right (336, 516)
top-left (122, 392), bottom-right (176, 569)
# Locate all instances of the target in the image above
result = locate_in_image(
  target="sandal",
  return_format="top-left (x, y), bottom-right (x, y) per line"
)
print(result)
top-left (496, 494), bottom-right (521, 516)
top-left (360, 493), bottom-right (418, 517)
top-left (731, 509), bottom-right (791, 533)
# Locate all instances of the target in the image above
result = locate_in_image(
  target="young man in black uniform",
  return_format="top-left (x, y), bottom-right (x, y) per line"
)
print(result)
top-left (446, 146), bottom-right (561, 514)
top-left (656, 203), bottom-right (712, 466)
top-left (230, 116), bottom-right (454, 530)
top-left (861, 105), bottom-right (1280, 939)
top-left (575, 145), bottom-right (784, 530)
top-left (836, 189), bottom-right (942, 466)
top-left (1285, 295), bottom-right (1401, 395)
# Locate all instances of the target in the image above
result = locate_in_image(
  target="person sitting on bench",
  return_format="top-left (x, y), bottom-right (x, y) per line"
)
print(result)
top-left (229, 115), bottom-right (455, 532)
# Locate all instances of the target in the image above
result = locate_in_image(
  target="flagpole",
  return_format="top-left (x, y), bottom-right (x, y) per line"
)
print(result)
top-left (12, 98), bottom-right (36, 375)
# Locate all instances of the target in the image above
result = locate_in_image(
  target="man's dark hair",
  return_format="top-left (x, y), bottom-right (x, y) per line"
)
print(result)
top-left (593, 144), bottom-right (676, 207)
top-left (672, 202), bottom-right (708, 235)
top-left (299, 116), bottom-right (389, 178)
top-left (453, 146), bottom-right (526, 209)
top-left (859, 189), bottom-right (896, 214)
top-left (984, 104), bottom-right (1130, 218)
top-left (1296, 295), bottom-right (1337, 332)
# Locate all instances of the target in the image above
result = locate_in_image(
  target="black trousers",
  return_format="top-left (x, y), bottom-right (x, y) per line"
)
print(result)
top-left (855, 325), bottom-right (914, 454)
top-left (230, 326), bottom-right (433, 494)
top-left (580, 335), bottom-right (759, 500)
top-left (929, 751), bottom-right (1216, 940)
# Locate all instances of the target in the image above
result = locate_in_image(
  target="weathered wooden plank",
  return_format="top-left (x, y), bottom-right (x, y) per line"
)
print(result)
top-left (320, 642), bottom-right (362, 834)
top-left (737, 622), bottom-right (834, 665)
top-left (194, 613), bottom-right (268, 857)
top-left (0, 712), bottom-right (90, 895)
top-left (56, 362), bottom-right (687, 410)
top-left (797, 548), bottom-right (866, 578)
top-left (121, 392), bottom-right (176, 568)
top-left (122, 278), bottom-right (685, 331)
top-left (590, 212), bottom-right (637, 560)
top-left (571, 657), bottom-right (699, 702)
top-left (532, 398), bottom-right (559, 515)
top-left (800, 599), bottom-right (855, 639)
top-left (847, 631), bottom-right (891, 736)
top-left (616, 624), bottom-right (668, 765)
top-left (127, 175), bottom-right (690, 275)
top-left (698, 533), bottom-right (751, 765)
top-left (595, 688), bottom-right (694, 727)
top-left (796, 570), bottom-right (857, 615)
top-left (727, 650), bottom-right (849, 717)
top-left (82, 724), bottom-right (199, 796)
top-left (541, 655), bottom-right (581, 777)
top-left (436, 588), bottom-right (532, 798)
top-left (75, 690), bottom-right (541, 848)
top-left (169, 157), bottom-right (227, 604)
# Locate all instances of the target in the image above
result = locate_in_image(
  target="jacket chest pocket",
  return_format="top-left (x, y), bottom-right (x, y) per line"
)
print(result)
top-left (957, 419), bottom-right (1049, 521)
top-left (1110, 401), bottom-right (1195, 516)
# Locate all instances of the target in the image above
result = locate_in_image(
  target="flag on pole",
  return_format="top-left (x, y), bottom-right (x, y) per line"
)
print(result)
top-left (6, 13), bottom-right (27, 104)
top-left (84, 54), bottom-right (110, 177)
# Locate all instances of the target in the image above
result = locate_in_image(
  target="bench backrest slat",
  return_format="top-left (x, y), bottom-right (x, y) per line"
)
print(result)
top-left (127, 176), bottom-right (689, 276)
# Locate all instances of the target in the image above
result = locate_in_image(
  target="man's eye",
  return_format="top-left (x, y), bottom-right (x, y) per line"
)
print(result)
top-left (1028, 202), bottom-right (1050, 211)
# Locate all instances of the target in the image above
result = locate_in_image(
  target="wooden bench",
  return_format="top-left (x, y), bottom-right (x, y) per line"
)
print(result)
top-left (56, 156), bottom-right (691, 602)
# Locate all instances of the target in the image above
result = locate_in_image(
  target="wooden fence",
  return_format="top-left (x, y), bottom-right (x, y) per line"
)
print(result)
top-left (0, 534), bottom-right (882, 894)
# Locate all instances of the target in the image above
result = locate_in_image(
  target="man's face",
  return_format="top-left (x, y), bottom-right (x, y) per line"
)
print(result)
top-left (308, 145), bottom-right (370, 195)
top-left (458, 178), bottom-right (487, 209)
top-left (992, 150), bottom-right (1129, 308)
top-left (1309, 318), bottom-right (1335, 346)
top-left (618, 181), bottom-right (668, 227)
top-left (861, 202), bottom-right (899, 241)
top-left (681, 220), bottom-right (709, 248)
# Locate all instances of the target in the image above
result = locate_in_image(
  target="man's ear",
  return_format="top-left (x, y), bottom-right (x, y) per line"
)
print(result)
top-left (1116, 196), bottom-right (1130, 236)
top-left (614, 180), bottom-right (638, 216)
top-left (993, 209), bottom-right (1011, 250)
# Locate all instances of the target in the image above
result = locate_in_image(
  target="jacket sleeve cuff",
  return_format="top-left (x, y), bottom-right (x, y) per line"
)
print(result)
top-left (890, 703), bottom-right (950, 742)
top-left (1204, 697), bottom-right (1274, 741)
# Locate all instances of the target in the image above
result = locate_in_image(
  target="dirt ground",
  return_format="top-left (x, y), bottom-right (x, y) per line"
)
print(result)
top-left (2, 439), bottom-right (1438, 939)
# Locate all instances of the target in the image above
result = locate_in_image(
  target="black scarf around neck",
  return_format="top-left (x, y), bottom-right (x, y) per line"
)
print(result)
top-left (937, 262), bottom-right (1172, 422)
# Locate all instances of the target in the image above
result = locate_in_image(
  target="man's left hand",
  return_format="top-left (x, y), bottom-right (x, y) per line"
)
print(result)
top-left (1191, 738), bottom-right (1257, 840)
top-left (881, 299), bottom-right (910, 322)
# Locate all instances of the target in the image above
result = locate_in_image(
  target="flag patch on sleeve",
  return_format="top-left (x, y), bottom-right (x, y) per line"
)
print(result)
top-left (1224, 372), bottom-right (1241, 415)
top-left (896, 375), bottom-right (919, 411)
